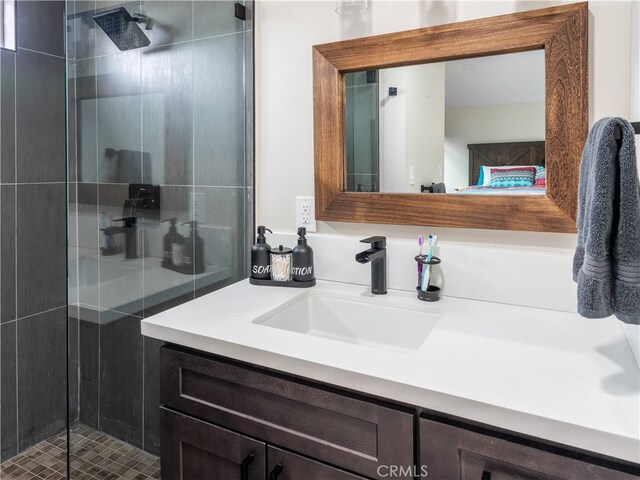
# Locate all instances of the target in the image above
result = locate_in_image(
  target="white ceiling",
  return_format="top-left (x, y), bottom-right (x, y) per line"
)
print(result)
top-left (445, 50), bottom-right (545, 108)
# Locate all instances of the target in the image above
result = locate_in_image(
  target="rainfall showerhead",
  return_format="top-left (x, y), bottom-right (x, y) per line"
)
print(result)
top-left (93, 7), bottom-right (152, 51)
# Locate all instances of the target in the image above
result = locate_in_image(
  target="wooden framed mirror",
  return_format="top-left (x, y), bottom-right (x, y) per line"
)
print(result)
top-left (313, 2), bottom-right (587, 232)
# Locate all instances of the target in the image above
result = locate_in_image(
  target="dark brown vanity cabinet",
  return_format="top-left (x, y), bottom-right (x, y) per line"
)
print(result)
top-left (159, 346), bottom-right (639, 480)
top-left (160, 408), bottom-right (369, 480)
top-left (159, 346), bottom-right (414, 480)
top-left (419, 418), bottom-right (640, 480)
top-left (267, 447), bottom-right (369, 480)
top-left (161, 408), bottom-right (266, 480)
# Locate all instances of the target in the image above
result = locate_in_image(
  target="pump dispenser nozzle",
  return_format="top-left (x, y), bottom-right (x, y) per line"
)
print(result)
top-left (256, 226), bottom-right (273, 243)
top-left (162, 217), bottom-right (178, 229)
top-left (251, 226), bottom-right (273, 279)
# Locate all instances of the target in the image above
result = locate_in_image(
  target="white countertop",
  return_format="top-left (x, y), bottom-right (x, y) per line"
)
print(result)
top-left (141, 279), bottom-right (640, 464)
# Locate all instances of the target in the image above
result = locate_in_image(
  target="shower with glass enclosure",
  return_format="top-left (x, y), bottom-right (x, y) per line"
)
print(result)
top-left (67, 1), bottom-right (253, 476)
top-left (0, 1), bottom-right (253, 477)
top-left (66, 0), bottom-right (254, 476)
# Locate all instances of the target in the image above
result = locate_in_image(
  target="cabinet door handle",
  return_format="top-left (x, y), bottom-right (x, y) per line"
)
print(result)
top-left (481, 471), bottom-right (491, 480)
top-left (240, 453), bottom-right (254, 480)
top-left (269, 464), bottom-right (284, 480)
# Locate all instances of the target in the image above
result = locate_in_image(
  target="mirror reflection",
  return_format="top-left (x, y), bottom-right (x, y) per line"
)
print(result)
top-left (344, 50), bottom-right (546, 195)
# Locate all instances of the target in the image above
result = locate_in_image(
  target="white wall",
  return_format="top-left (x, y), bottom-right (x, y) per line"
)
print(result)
top-left (255, 1), bottom-right (632, 250)
top-left (380, 64), bottom-right (445, 192)
top-left (379, 68), bottom-right (407, 192)
top-left (407, 64), bottom-right (445, 190)
top-left (444, 102), bottom-right (545, 190)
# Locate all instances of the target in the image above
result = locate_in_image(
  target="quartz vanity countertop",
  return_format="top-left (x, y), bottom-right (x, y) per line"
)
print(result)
top-left (141, 279), bottom-right (640, 464)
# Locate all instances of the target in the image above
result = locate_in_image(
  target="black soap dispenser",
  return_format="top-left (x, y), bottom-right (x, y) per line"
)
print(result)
top-left (251, 226), bottom-right (272, 279)
top-left (161, 218), bottom-right (182, 268)
top-left (181, 221), bottom-right (205, 275)
top-left (292, 227), bottom-right (314, 282)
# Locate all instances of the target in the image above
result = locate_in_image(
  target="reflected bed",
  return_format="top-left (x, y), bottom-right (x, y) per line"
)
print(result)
top-left (455, 185), bottom-right (546, 195)
top-left (463, 140), bottom-right (546, 196)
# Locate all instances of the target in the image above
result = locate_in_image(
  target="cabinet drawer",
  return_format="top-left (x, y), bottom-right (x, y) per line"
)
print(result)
top-left (160, 407), bottom-right (265, 480)
top-left (420, 418), bottom-right (638, 480)
top-left (161, 346), bottom-right (414, 479)
top-left (267, 446), bottom-right (369, 480)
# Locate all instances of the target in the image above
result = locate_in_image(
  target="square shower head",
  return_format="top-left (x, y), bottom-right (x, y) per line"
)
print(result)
top-left (93, 7), bottom-right (150, 51)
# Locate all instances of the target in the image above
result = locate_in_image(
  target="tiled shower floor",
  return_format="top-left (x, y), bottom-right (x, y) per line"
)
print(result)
top-left (0, 424), bottom-right (160, 479)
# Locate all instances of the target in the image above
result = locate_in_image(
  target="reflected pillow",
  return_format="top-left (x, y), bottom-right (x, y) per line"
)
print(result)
top-left (489, 167), bottom-right (536, 188)
top-left (479, 165), bottom-right (538, 186)
top-left (477, 166), bottom-right (485, 186)
top-left (534, 166), bottom-right (546, 187)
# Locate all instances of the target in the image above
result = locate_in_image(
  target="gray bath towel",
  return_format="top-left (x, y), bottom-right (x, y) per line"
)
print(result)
top-left (573, 117), bottom-right (640, 324)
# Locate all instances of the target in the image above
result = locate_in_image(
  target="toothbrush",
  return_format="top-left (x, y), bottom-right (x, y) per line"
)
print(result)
top-left (423, 235), bottom-right (438, 290)
top-left (417, 235), bottom-right (424, 285)
top-left (420, 235), bottom-right (439, 290)
top-left (420, 235), bottom-right (433, 290)
top-left (426, 234), bottom-right (438, 261)
top-left (420, 265), bottom-right (428, 291)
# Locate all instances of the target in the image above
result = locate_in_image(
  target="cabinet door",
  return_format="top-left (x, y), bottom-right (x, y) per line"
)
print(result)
top-left (267, 446), bottom-right (370, 480)
top-left (161, 407), bottom-right (265, 480)
top-left (161, 346), bottom-right (414, 479)
top-left (420, 418), bottom-right (639, 480)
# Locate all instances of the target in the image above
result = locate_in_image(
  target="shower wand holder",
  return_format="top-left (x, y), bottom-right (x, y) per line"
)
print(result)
top-left (249, 278), bottom-right (316, 288)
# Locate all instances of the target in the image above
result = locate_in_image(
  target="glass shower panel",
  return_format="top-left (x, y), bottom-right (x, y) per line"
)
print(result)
top-left (67, 1), bottom-right (253, 477)
top-left (345, 71), bottom-right (380, 192)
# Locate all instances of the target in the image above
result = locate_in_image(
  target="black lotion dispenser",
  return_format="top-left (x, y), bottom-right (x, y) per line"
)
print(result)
top-left (292, 227), bottom-right (314, 282)
top-left (161, 217), bottom-right (183, 267)
top-left (251, 226), bottom-right (272, 279)
top-left (181, 221), bottom-right (205, 275)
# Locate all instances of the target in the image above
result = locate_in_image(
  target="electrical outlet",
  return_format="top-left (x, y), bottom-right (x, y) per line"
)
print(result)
top-left (296, 196), bottom-right (317, 232)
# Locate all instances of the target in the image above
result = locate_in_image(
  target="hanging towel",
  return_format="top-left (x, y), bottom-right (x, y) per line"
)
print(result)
top-left (573, 117), bottom-right (640, 325)
top-left (432, 182), bottom-right (446, 193)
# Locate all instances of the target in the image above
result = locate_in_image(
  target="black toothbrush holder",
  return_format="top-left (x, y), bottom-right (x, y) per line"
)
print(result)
top-left (415, 255), bottom-right (441, 301)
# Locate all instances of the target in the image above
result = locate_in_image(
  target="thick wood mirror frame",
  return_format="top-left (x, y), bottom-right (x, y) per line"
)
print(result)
top-left (313, 2), bottom-right (587, 233)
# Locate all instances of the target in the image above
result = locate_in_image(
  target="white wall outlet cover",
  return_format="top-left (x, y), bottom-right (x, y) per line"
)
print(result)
top-left (296, 196), bottom-right (317, 232)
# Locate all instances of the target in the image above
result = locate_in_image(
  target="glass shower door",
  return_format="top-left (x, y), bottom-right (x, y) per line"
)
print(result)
top-left (66, 1), bottom-right (253, 477)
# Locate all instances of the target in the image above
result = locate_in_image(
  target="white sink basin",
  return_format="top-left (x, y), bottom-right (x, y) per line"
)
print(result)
top-left (254, 292), bottom-right (442, 352)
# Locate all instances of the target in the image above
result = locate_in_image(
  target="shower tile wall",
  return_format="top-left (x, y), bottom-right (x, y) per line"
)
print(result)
top-left (67, 0), bottom-right (254, 455)
top-left (0, 1), bottom-right (67, 461)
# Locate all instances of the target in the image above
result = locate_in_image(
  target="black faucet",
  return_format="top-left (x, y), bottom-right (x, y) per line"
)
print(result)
top-left (355, 236), bottom-right (387, 295)
top-left (101, 217), bottom-right (137, 259)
